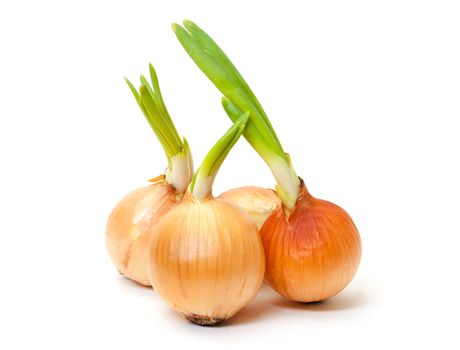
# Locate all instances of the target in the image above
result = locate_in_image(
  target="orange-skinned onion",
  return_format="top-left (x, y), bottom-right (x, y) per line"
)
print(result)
top-left (106, 178), bottom-right (177, 286)
top-left (148, 192), bottom-right (265, 325)
top-left (261, 181), bottom-right (361, 302)
top-left (218, 186), bottom-right (280, 229)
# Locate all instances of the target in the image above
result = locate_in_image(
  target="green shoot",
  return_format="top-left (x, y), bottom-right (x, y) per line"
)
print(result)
top-left (172, 21), bottom-right (300, 209)
top-left (191, 112), bottom-right (249, 201)
top-left (125, 64), bottom-right (193, 192)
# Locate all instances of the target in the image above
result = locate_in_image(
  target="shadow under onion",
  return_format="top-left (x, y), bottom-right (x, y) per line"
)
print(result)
top-left (271, 286), bottom-right (371, 312)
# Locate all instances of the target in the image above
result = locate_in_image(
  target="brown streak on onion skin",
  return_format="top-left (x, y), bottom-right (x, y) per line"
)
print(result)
top-left (105, 181), bottom-right (178, 286)
top-left (260, 180), bottom-right (361, 302)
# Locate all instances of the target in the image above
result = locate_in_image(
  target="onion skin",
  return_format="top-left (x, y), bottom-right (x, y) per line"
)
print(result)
top-left (260, 181), bottom-right (361, 302)
top-left (218, 186), bottom-right (280, 229)
top-left (148, 192), bottom-right (265, 325)
top-left (106, 181), bottom-right (177, 286)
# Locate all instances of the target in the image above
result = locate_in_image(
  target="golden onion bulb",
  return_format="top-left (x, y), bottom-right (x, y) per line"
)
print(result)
top-left (148, 192), bottom-right (265, 325)
top-left (218, 186), bottom-right (280, 229)
top-left (106, 179), bottom-right (177, 286)
top-left (260, 182), bottom-right (361, 302)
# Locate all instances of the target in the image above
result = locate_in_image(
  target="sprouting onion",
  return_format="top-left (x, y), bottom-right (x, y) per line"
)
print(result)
top-left (173, 21), bottom-right (361, 302)
top-left (124, 63), bottom-right (193, 192)
top-left (105, 63), bottom-right (193, 286)
top-left (149, 112), bottom-right (265, 326)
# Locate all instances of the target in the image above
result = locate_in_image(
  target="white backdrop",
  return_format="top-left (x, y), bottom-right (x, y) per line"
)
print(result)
top-left (1, 0), bottom-right (459, 349)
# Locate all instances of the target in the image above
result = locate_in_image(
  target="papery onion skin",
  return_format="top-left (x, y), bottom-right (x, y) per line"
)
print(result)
top-left (218, 186), bottom-right (280, 229)
top-left (148, 192), bottom-right (265, 325)
top-left (260, 181), bottom-right (361, 302)
top-left (106, 181), bottom-right (177, 286)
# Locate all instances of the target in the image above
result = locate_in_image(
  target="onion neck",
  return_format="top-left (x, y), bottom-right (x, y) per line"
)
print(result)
top-left (125, 63), bottom-right (194, 194)
top-left (269, 156), bottom-right (300, 211)
top-left (165, 138), bottom-right (194, 193)
top-left (282, 178), bottom-right (314, 218)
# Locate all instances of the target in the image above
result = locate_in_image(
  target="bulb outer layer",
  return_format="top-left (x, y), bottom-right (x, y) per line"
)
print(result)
top-left (106, 181), bottom-right (177, 286)
top-left (148, 192), bottom-right (265, 325)
top-left (260, 181), bottom-right (361, 302)
top-left (218, 186), bottom-right (280, 229)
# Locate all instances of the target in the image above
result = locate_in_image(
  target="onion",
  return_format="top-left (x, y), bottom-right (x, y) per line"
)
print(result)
top-left (218, 186), bottom-right (280, 229)
top-left (149, 192), bottom-right (264, 325)
top-left (149, 112), bottom-right (265, 325)
top-left (106, 179), bottom-right (177, 286)
top-left (106, 64), bottom-right (193, 286)
top-left (173, 21), bottom-right (362, 302)
top-left (260, 181), bottom-right (361, 301)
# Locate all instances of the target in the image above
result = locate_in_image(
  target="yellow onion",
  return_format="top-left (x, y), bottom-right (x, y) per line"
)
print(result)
top-left (106, 178), bottom-right (178, 286)
top-left (260, 181), bottom-right (361, 302)
top-left (106, 64), bottom-right (193, 286)
top-left (148, 192), bottom-right (265, 325)
top-left (148, 112), bottom-right (264, 325)
top-left (218, 186), bottom-right (280, 229)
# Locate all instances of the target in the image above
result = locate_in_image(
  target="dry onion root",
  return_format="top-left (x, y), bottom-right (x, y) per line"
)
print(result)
top-left (149, 113), bottom-right (265, 325)
top-left (106, 64), bottom-right (193, 286)
top-left (173, 21), bottom-right (362, 302)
